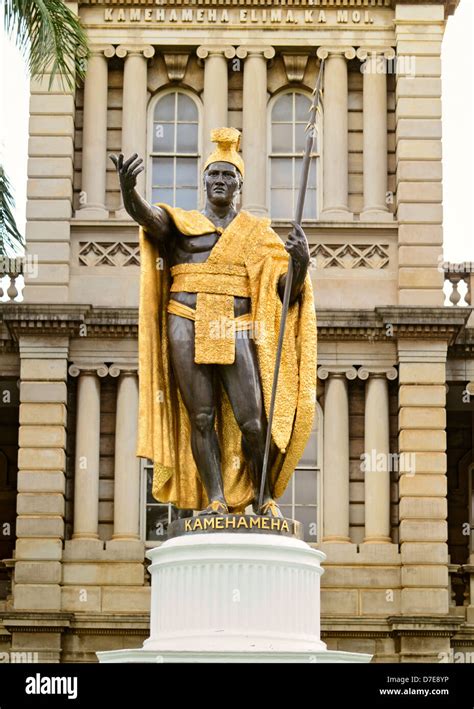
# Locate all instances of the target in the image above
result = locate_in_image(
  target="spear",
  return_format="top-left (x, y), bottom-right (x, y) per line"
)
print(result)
top-left (258, 58), bottom-right (325, 513)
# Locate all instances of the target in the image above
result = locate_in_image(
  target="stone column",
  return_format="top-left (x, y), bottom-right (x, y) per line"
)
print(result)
top-left (236, 46), bottom-right (275, 217)
top-left (318, 367), bottom-right (357, 542)
top-left (68, 364), bottom-right (107, 544)
top-left (78, 46), bottom-right (115, 219)
top-left (108, 366), bottom-right (140, 543)
top-left (317, 47), bottom-right (355, 222)
top-left (116, 45), bottom-right (155, 217)
top-left (197, 46), bottom-right (236, 158)
top-left (359, 367), bottom-right (398, 544)
top-left (357, 49), bottom-right (394, 222)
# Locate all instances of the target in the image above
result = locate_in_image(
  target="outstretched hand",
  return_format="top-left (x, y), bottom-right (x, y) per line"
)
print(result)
top-left (109, 152), bottom-right (144, 198)
top-left (284, 223), bottom-right (310, 272)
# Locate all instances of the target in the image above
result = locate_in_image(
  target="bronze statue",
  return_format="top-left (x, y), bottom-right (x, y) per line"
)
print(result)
top-left (111, 128), bottom-right (317, 518)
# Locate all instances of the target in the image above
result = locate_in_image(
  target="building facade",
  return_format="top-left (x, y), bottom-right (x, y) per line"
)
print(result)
top-left (1, 0), bottom-right (474, 663)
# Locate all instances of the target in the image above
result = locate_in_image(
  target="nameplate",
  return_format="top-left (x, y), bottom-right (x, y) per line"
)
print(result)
top-left (167, 514), bottom-right (303, 539)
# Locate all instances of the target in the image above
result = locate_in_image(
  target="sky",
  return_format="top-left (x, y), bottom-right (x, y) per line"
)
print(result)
top-left (0, 3), bottom-right (473, 261)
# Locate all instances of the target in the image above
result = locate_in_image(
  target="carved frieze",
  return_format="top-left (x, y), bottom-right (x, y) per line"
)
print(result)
top-left (78, 242), bottom-right (140, 267)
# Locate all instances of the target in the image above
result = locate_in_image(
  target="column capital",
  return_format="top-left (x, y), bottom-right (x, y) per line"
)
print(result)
top-left (317, 366), bottom-right (358, 381)
top-left (356, 47), bottom-right (396, 62)
top-left (317, 47), bottom-right (356, 61)
top-left (116, 45), bottom-right (155, 60)
top-left (358, 366), bottom-right (398, 381)
top-left (88, 45), bottom-right (116, 59)
top-left (109, 364), bottom-right (138, 378)
top-left (68, 363), bottom-right (108, 378)
top-left (197, 46), bottom-right (236, 61)
top-left (236, 46), bottom-right (275, 61)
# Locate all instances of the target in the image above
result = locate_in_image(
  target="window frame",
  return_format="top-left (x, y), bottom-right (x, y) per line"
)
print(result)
top-left (147, 88), bottom-right (203, 210)
top-left (277, 401), bottom-right (323, 542)
top-left (267, 88), bottom-right (323, 222)
top-left (140, 459), bottom-right (175, 548)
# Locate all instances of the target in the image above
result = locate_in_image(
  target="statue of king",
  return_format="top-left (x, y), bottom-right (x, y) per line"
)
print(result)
top-left (111, 127), bottom-right (317, 518)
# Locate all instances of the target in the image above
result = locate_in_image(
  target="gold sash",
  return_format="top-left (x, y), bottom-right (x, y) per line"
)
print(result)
top-left (169, 263), bottom-right (251, 364)
top-left (167, 299), bottom-right (253, 332)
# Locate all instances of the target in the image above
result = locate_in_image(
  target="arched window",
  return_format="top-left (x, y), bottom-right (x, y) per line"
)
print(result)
top-left (269, 91), bottom-right (320, 220)
top-left (149, 91), bottom-right (200, 210)
top-left (279, 403), bottom-right (323, 542)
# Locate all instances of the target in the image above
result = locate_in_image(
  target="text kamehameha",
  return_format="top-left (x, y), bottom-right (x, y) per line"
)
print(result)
top-left (184, 515), bottom-right (294, 533)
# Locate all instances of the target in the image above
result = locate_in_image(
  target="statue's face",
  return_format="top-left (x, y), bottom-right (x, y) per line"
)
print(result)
top-left (204, 161), bottom-right (242, 207)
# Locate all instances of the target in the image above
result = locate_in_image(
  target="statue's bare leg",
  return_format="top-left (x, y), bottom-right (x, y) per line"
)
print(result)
top-left (218, 334), bottom-right (282, 518)
top-left (167, 314), bottom-right (228, 514)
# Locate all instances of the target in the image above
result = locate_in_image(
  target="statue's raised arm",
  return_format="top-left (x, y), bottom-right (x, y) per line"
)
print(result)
top-left (110, 153), bottom-right (171, 243)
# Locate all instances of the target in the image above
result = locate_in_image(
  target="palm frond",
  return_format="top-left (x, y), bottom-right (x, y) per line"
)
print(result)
top-left (0, 164), bottom-right (25, 257)
top-left (4, 0), bottom-right (90, 90)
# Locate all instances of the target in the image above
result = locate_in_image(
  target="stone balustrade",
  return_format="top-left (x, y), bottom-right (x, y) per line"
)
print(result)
top-left (443, 263), bottom-right (473, 307)
top-left (0, 258), bottom-right (24, 303)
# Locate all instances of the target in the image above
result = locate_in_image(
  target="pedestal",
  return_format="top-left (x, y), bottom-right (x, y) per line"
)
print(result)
top-left (97, 532), bottom-right (372, 663)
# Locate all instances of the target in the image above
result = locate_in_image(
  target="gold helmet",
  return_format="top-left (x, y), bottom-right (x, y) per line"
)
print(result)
top-left (203, 127), bottom-right (244, 178)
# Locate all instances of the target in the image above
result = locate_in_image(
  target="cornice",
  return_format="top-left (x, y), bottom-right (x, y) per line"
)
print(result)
top-left (388, 615), bottom-right (464, 636)
top-left (375, 307), bottom-right (470, 345)
top-left (78, 0), bottom-right (459, 17)
top-left (1, 612), bottom-right (74, 633)
top-left (322, 614), bottom-right (465, 640)
top-left (80, 0), bottom-right (392, 5)
top-left (66, 625), bottom-right (150, 636)
top-left (321, 617), bottom-right (392, 638)
top-left (0, 306), bottom-right (469, 343)
top-left (0, 305), bottom-right (138, 340)
top-left (448, 325), bottom-right (474, 351)
top-left (0, 611), bottom-right (151, 636)
top-left (316, 307), bottom-right (469, 344)
top-left (78, 0), bottom-right (460, 15)
top-left (83, 309), bottom-right (138, 337)
top-left (1, 305), bottom-right (88, 341)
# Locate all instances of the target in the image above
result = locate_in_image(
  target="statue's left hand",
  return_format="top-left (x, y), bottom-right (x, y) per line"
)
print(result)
top-left (284, 223), bottom-right (310, 272)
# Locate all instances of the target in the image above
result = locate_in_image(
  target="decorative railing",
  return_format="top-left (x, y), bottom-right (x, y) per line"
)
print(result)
top-left (443, 263), bottom-right (473, 307)
top-left (0, 256), bottom-right (24, 303)
top-left (0, 274), bottom-right (22, 303)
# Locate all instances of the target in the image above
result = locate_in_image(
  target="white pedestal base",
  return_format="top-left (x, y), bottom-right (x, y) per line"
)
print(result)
top-left (98, 648), bottom-right (371, 663)
top-left (97, 532), bottom-right (372, 664)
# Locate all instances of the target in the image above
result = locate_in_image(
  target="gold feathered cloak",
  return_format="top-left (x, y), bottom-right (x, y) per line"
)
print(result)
top-left (136, 206), bottom-right (317, 512)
